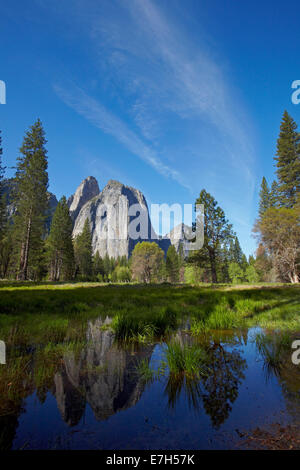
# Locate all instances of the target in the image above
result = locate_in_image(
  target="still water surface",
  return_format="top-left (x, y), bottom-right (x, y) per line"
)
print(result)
top-left (1, 317), bottom-right (300, 450)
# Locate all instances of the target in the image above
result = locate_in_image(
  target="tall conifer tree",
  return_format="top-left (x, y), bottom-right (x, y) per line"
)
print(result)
top-left (74, 218), bottom-right (93, 279)
top-left (12, 120), bottom-right (49, 280)
top-left (93, 251), bottom-right (105, 279)
top-left (0, 130), bottom-right (12, 279)
top-left (47, 196), bottom-right (74, 281)
top-left (270, 180), bottom-right (279, 207)
top-left (233, 236), bottom-right (243, 265)
top-left (166, 245), bottom-right (180, 283)
top-left (0, 130), bottom-right (6, 239)
top-left (275, 111), bottom-right (300, 207)
top-left (258, 177), bottom-right (270, 218)
top-left (190, 190), bottom-right (234, 283)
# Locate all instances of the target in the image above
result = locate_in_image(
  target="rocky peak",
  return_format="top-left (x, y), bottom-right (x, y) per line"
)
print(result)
top-left (68, 176), bottom-right (100, 222)
top-left (72, 179), bottom-right (170, 259)
top-left (165, 223), bottom-right (192, 257)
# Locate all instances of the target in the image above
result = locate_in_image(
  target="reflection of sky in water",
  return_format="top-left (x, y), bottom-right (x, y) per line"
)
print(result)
top-left (2, 324), bottom-right (300, 450)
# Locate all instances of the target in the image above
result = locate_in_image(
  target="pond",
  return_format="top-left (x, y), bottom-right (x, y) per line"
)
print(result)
top-left (1, 317), bottom-right (300, 450)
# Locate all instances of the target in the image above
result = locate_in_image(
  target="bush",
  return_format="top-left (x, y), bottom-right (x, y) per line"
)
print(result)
top-left (228, 262), bottom-right (244, 284)
top-left (245, 265), bottom-right (260, 284)
top-left (112, 266), bottom-right (131, 283)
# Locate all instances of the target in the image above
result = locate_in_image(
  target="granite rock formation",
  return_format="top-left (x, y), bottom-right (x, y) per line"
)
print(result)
top-left (67, 176), bottom-right (100, 222)
top-left (3, 174), bottom-right (190, 259)
top-left (72, 179), bottom-right (171, 258)
top-left (164, 223), bottom-right (192, 257)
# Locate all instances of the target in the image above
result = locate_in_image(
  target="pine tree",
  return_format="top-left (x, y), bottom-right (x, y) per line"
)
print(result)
top-left (74, 218), bottom-right (93, 279)
top-left (166, 245), bottom-right (179, 283)
top-left (178, 243), bottom-right (185, 282)
top-left (218, 245), bottom-right (230, 283)
top-left (233, 236), bottom-right (243, 265)
top-left (259, 177), bottom-right (270, 218)
top-left (0, 130), bottom-right (7, 239)
top-left (227, 239), bottom-right (235, 263)
top-left (228, 262), bottom-right (244, 284)
top-left (240, 253), bottom-right (248, 273)
top-left (103, 253), bottom-right (111, 281)
top-left (12, 120), bottom-right (49, 280)
top-left (245, 265), bottom-right (259, 283)
top-left (190, 190), bottom-right (234, 283)
top-left (248, 255), bottom-right (255, 266)
top-left (93, 251), bottom-right (104, 278)
top-left (275, 111), bottom-right (300, 207)
top-left (270, 180), bottom-right (279, 207)
top-left (0, 131), bottom-right (12, 279)
top-left (47, 196), bottom-right (75, 281)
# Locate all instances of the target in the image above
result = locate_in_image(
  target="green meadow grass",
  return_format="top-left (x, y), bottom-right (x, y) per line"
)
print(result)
top-left (0, 282), bottom-right (300, 345)
top-left (0, 281), bottom-right (299, 418)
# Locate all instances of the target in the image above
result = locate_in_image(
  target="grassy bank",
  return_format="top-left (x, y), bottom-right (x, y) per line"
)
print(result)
top-left (0, 283), bottom-right (300, 345)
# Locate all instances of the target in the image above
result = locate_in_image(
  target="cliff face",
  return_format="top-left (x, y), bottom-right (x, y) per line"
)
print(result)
top-left (72, 179), bottom-right (171, 258)
top-left (67, 176), bottom-right (100, 222)
top-left (3, 175), bottom-right (185, 259)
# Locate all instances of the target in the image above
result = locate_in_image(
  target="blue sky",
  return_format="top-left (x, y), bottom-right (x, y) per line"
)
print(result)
top-left (1, 0), bottom-right (300, 256)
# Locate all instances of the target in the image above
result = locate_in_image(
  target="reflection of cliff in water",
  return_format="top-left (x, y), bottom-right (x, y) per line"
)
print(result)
top-left (54, 317), bottom-right (154, 426)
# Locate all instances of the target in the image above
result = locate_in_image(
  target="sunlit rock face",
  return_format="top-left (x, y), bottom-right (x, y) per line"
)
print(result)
top-left (67, 176), bottom-right (100, 222)
top-left (72, 179), bottom-right (170, 258)
top-left (164, 223), bottom-right (192, 256)
top-left (54, 317), bottom-right (153, 425)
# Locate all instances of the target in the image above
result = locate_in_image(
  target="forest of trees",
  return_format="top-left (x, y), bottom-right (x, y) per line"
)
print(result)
top-left (0, 112), bottom-right (298, 284)
top-left (253, 111), bottom-right (300, 283)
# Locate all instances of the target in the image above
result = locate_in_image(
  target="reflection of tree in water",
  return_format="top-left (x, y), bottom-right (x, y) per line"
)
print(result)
top-left (201, 342), bottom-right (246, 428)
top-left (164, 339), bottom-right (247, 428)
top-left (271, 344), bottom-right (300, 426)
top-left (165, 374), bottom-right (202, 411)
top-left (253, 331), bottom-right (300, 424)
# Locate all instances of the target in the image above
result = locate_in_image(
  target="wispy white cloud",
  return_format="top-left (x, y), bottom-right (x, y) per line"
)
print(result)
top-left (49, 0), bottom-right (259, 253)
top-left (54, 82), bottom-right (191, 190)
top-left (89, 0), bottom-right (256, 186)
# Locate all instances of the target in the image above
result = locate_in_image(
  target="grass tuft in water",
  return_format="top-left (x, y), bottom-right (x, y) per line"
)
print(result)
top-left (111, 306), bottom-right (178, 342)
top-left (164, 341), bottom-right (209, 379)
top-left (255, 331), bottom-right (291, 376)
